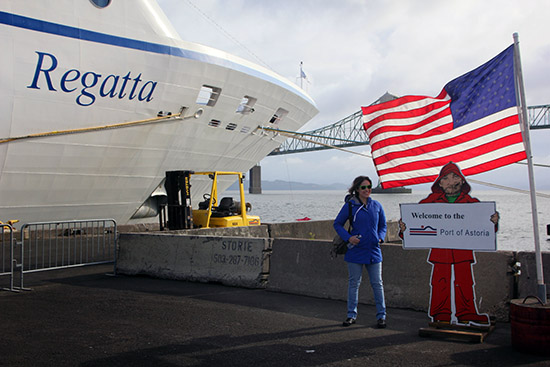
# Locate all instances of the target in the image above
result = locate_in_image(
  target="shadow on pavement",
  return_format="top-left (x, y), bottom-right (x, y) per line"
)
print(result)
top-left (2, 265), bottom-right (548, 366)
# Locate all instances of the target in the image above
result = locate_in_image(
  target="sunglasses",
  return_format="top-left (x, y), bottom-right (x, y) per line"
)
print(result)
top-left (359, 185), bottom-right (372, 190)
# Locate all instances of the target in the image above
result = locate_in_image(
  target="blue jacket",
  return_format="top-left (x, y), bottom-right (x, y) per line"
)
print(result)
top-left (333, 195), bottom-right (387, 264)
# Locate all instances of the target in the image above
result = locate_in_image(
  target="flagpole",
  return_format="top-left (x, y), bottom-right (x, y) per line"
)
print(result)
top-left (513, 32), bottom-right (547, 303)
top-left (300, 61), bottom-right (304, 89)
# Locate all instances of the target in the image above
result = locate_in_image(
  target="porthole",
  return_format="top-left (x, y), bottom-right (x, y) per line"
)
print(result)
top-left (90, 0), bottom-right (111, 8)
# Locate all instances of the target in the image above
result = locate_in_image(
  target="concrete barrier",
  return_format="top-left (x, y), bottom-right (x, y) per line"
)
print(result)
top-left (119, 223), bottom-right (270, 238)
top-left (117, 233), bottom-right (271, 288)
top-left (516, 251), bottom-right (550, 299)
top-left (268, 238), bottom-right (516, 321)
top-left (117, 220), bottom-right (547, 322)
top-left (266, 219), bottom-right (402, 243)
top-left (121, 219), bottom-right (401, 242)
top-left (267, 221), bottom-right (334, 240)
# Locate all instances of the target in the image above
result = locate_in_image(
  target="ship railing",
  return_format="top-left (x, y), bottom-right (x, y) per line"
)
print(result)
top-left (1, 219), bottom-right (117, 292)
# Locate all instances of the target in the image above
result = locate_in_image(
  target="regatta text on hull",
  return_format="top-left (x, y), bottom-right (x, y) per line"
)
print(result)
top-left (27, 51), bottom-right (157, 107)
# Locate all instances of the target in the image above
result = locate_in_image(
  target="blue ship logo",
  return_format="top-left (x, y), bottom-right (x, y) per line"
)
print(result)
top-left (410, 225), bottom-right (437, 236)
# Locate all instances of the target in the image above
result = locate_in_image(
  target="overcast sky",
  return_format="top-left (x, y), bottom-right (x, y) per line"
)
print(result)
top-left (157, 0), bottom-right (550, 191)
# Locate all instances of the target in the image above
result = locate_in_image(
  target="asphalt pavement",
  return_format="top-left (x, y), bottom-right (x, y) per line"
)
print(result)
top-left (1, 264), bottom-right (549, 366)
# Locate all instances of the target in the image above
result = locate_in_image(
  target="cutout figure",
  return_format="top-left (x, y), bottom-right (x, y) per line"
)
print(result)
top-left (399, 162), bottom-right (499, 326)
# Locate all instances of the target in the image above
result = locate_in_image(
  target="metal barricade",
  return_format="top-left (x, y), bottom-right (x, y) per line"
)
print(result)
top-left (1, 224), bottom-right (15, 290)
top-left (2, 219), bottom-right (117, 291)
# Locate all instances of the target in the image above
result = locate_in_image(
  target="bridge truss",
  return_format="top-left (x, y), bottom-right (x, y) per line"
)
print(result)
top-left (268, 104), bottom-right (550, 156)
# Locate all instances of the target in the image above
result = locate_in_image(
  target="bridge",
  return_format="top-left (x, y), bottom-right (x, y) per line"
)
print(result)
top-left (268, 101), bottom-right (550, 156)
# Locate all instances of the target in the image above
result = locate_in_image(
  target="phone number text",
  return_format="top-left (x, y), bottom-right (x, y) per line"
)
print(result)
top-left (212, 254), bottom-right (260, 266)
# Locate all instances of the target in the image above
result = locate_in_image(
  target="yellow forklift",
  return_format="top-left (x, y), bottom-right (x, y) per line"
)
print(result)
top-left (162, 170), bottom-right (260, 229)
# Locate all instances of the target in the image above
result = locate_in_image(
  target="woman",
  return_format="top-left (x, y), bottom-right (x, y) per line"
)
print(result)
top-left (333, 176), bottom-right (387, 328)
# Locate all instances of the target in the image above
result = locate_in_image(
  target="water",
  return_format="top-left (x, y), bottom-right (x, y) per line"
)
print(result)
top-left (226, 189), bottom-right (550, 252)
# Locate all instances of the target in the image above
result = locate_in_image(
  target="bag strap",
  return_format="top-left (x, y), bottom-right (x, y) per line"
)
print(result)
top-left (346, 200), bottom-right (353, 233)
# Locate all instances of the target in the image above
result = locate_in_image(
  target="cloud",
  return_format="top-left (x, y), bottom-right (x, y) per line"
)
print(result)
top-left (158, 0), bottom-right (550, 190)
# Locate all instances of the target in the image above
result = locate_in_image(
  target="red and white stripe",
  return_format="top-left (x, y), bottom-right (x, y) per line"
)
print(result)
top-left (362, 90), bottom-right (526, 188)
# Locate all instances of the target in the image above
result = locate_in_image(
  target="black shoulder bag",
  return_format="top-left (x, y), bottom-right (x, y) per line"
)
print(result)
top-left (330, 201), bottom-right (353, 259)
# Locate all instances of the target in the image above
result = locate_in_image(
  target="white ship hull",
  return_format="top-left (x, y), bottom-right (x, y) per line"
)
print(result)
top-left (0, 0), bottom-right (318, 226)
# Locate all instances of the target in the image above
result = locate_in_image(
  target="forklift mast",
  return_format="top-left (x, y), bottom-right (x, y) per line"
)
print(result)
top-left (164, 170), bottom-right (194, 230)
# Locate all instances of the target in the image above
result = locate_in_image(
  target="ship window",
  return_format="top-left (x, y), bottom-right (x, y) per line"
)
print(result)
top-left (208, 119), bottom-right (221, 127)
top-left (240, 127), bottom-right (251, 133)
top-left (89, 0), bottom-right (111, 8)
top-left (236, 96), bottom-right (257, 114)
top-left (269, 108), bottom-right (288, 125)
top-left (196, 85), bottom-right (222, 107)
top-left (226, 123), bottom-right (238, 131)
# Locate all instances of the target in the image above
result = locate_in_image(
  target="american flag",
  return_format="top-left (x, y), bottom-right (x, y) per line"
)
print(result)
top-left (362, 45), bottom-right (527, 189)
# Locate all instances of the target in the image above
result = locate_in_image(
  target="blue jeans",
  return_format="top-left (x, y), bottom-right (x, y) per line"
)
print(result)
top-left (347, 261), bottom-right (386, 320)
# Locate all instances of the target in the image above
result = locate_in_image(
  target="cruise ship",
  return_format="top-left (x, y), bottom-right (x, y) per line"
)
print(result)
top-left (0, 0), bottom-right (318, 226)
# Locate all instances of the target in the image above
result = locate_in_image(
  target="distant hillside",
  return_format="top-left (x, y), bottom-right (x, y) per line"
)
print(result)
top-left (228, 179), bottom-right (347, 191)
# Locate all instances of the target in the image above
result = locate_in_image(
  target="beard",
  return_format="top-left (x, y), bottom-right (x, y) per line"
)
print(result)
top-left (442, 182), bottom-right (462, 196)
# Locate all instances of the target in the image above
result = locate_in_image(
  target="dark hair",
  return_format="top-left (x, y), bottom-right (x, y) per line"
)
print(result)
top-left (348, 176), bottom-right (372, 195)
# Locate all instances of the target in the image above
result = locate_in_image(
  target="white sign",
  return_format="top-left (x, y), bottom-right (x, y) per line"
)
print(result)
top-left (400, 202), bottom-right (497, 251)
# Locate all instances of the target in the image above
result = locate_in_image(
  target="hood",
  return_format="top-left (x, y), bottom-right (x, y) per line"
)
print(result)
top-left (344, 193), bottom-right (371, 206)
top-left (430, 161), bottom-right (471, 195)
